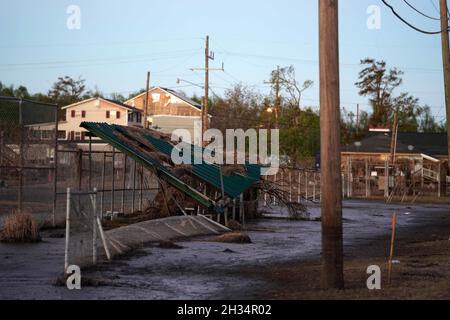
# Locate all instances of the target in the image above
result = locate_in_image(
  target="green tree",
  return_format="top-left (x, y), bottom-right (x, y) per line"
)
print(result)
top-left (279, 107), bottom-right (320, 165)
top-left (418, 105), bottom-right (446, 133)
top-left (48, 76), bottom-right (87, 107)
top-left (355, 58), bottom-right (403, 127)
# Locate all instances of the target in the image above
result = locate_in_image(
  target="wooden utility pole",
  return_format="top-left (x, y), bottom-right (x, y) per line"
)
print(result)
top-left (203, 36), bottom-right (210, 143)
top-left (356, 104), bottom-right (360, 135)
top-left (390, 111), bottom-right (399, 165)
top-left (440, 0), bottom-right (450, 171)
top-left (190, 35), bottom-right (224, 146)
top-left (274, 66), bottom-right (281, 129)
top-left (264, 66), bottom-right (281, 129)
top-left (319, 0), bottom-right (344, 289)
top-left (144, 71), bottom-right (151, 129)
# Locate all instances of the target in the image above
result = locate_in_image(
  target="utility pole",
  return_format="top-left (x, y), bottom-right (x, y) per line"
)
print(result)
top-left (388, 110), bottom-right (399, 198)
top-left (356, 104), bottom-right (360, 135)
top-left (440, 0), bottom-right (450, 171)
top-left (144, 71), bottom-right (151, 129)
top-left (390, 111), bottom-right (399, 165)
top-left (264, 66), bottom-right (281, 129)
top-left (274, 66), bottom-right (281, 129)
top-left (204, 36), bottom-right (210, 141)
top-left (319, 0), bottom-right (344, 290)
top-left (190, 35), bottom-right (224, 146)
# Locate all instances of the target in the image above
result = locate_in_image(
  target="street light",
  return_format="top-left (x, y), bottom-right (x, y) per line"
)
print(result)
top-left (265, 106), bottom-right (278, 129)
top-left (176, 78), bottom-right (204, 89)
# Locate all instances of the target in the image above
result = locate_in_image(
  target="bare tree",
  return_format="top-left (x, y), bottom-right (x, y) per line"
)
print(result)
top-left (276, 65), bottom-right (313, 110)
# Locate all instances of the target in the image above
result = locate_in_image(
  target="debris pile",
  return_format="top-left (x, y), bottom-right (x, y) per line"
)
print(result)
top-left (80, 122), bottom-right (308, 221)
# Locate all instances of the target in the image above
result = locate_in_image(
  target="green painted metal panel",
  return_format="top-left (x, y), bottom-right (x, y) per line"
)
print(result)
top-left (112, 125), bottom-right (262, 199)
top-left (80, 122), bottom-right (217, 210)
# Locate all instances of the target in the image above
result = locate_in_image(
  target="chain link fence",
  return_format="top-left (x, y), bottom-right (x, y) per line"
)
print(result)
top-left (55, 147), bottom-right (159, 225)
top-left (64, 188), bottom-right (110, 270)
top-left (0, 96), bottom-right (58, 226)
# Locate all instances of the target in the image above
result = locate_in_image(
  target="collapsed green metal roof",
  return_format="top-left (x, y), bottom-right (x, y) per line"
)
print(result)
top-left (80, 122), bottom-right (262, 212)
top-left (112, 125), bottom-right (261, 199)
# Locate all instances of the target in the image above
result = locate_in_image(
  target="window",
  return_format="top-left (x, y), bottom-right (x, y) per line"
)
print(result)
top-left (71, 110), bottom-right (76, 118)
top-left (74, 132), bottom-right (81, 141)
top-left (81, 132), bottom-right (86, 141)
top-left (81, 111), bottom-right (86, 118)
top-left (41, 130), bottom-right (53, 140)
top-left (128, 113), bottom-right (133, 122)
top-left (106, 111), bottom-right (110, 119)
top-left (70, 131), bottom-right (75, 140)
top-left (58, 131), bottom-right (66, 139)
top-left (116, 111), bottom-right (121, 119)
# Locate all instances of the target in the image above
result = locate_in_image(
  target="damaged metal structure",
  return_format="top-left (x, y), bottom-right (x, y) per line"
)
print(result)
top-left (80, 122), bottom-right (263, 223)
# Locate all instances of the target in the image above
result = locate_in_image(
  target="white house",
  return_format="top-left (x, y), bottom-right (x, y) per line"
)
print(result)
top-left (59, 97), bottom-right (143, 141)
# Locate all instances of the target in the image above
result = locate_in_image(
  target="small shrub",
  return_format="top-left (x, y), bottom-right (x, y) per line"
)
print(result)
top-left (0, 212), bottom-right (41, 243)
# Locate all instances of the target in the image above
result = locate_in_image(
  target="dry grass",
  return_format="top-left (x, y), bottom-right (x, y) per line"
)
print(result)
top-left (0, 211), bottom-right (41, 243)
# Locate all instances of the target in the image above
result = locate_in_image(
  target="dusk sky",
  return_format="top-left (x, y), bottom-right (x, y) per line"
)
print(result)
top-left (0, 0), bottom-right (446, 119)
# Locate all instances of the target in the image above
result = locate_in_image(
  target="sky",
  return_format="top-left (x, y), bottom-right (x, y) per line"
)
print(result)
top-left (0, 0), bottom-right (447, 120)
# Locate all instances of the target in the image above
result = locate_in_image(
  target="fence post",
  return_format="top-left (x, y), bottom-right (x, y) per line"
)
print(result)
top-left (111, 148), bottom-right (115, 214)
top-left (132, 160), bottom-right (137, 213)
top-left (18, 99), bottom-right (23, 213)
top-left (121, 155), bottom-right (127, 214)
top-left (139, 164), bottom-right (144, 212)
top-left (313, 172), bottom-right (316, 202)
top-left (77, 150), bottom-right (82, 191)
top-left (273, 173), bottom-right (277, 205)
top-left (263, 175), bottom-right (268, 207)
top-left (365, 159), bottom-right (370, 198)
top-left (100, 152), bottom-right (106, 219)
top-left (305, 172), bottom-right (308, 200)
top-left (289, 170), bottom-right (292, 202)
top-left (92, 188), bottom-right (97, 265)
top-left (0, 131), bottom-right (3, 168)
top-left (298, 171), bottom-right (301, 202)
top-left (52, 106), bottom-right (59, 227)
top-left (385, 159), bottom-right (389, 198)
top-left (232, 198), bottom-right (236, 220)
top-left (347, 156), bottom-right (352, 198)
top-left (240, 193), bottom-right (245, 226)
top-left (88, 135), bottom-right (92, 190)
top-left (64, 188), bottom-right (71, 272)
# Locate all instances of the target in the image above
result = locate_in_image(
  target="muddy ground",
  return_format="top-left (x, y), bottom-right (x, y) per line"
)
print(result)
top-left (0, 200), bottom-right (450, 300)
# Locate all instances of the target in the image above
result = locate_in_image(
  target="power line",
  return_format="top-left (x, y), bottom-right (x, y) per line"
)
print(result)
top-left (428, 0), bottom-right (450, 18)
top-left (0, 49), bottom-right (201, 68)
top-left (381, 0), bottom-right (449, 34)
top-left (403, 0), bottom-right (441, 20)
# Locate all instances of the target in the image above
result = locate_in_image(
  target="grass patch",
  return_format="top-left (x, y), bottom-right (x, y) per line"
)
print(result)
top-left (0, 212), bottom-right (41, 243)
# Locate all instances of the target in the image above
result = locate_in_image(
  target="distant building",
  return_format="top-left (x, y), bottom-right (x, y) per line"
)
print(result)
top-left (125, 87), bottom-right (208, 140)
top-left (341, 130), bottom-right (449, 198)
top-left (59, 97), bottom-right (143, 141)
